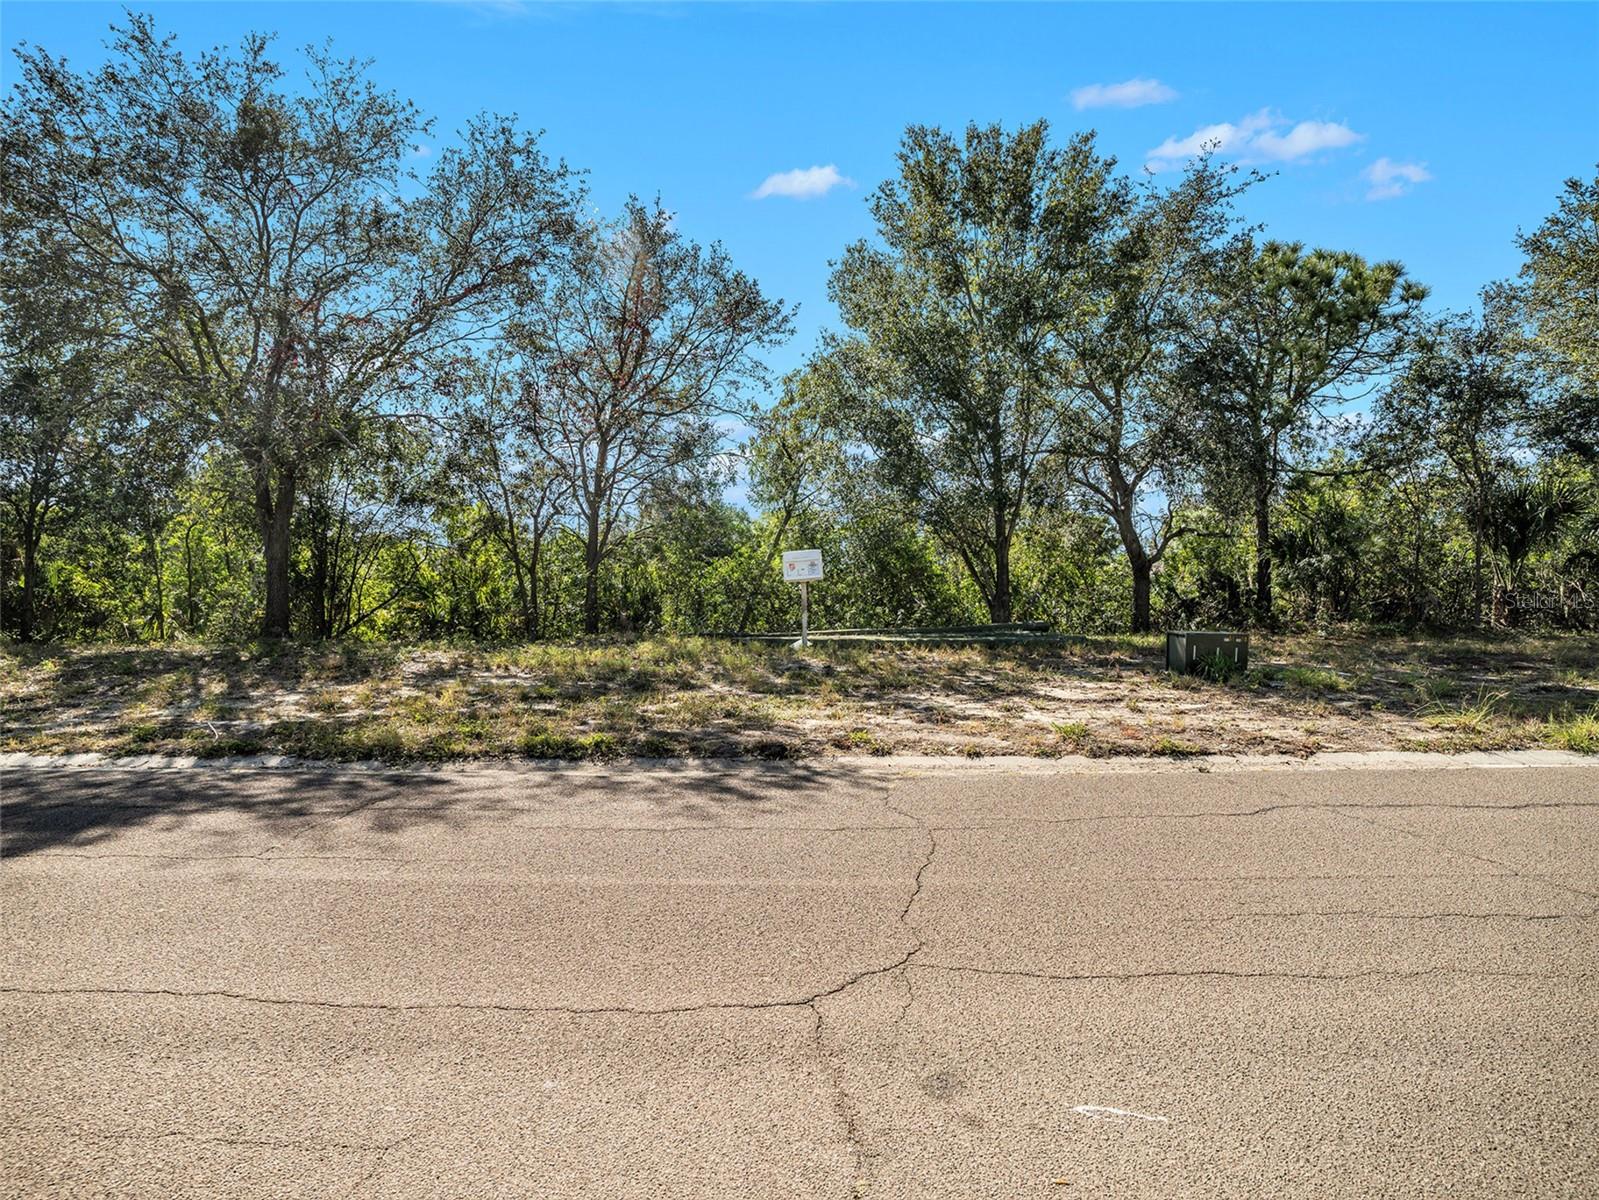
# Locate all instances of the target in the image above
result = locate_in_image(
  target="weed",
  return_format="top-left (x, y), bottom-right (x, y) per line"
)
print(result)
top-left (1279, 666), bottom-right (1349, 692)
top-left (519, 730), bottom-right (621, 760)
top-left (1194, 650), bottom-right (1243, 683)
top-left (1543, 704), bottom-right (1599, 754)
top-left (1417, 687), bottom-right (1509, 733)
top-left (835, 727), bottom-right (890, 754)
top-left (4, 633), bottom-right (1592, 763)
top-left (1151, 735), bottom-right (1205, 757)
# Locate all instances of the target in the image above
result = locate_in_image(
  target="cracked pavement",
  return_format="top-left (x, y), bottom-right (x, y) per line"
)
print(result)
top-left (2, 760), bottom-right (1597, 1197)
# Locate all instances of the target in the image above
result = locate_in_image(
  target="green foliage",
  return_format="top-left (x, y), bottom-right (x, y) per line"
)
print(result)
top-left (1543, 704), bottom-right (1599, 754)
top-left (820, 121), bottom-right (1116, 622)
top-left (1499, 168), bottom-right (1599, 461)
top-left (0, 19), bottom-right (1594, 647)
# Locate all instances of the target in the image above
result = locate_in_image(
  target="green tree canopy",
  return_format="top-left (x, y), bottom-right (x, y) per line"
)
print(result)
top-left (822, 121), bottom-right (1117, 623)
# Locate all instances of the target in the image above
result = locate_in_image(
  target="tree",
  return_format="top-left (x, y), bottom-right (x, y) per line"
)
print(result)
top-left (1494, 168), bottom-right (1599, 461)
top-left (2, 15), bottom-right (578, 636)
top-left (1372, 315), bottom-right (1528, 625)
top-left (519, 200), bottom-right (793, 634)
top-left (737, 367), bottom-right (848, 632)
top-left (442, 347), bottom-right (569, 639)
top-left (1483, 473), bottom-right (1587, 624)
top-left (296, 425), bottom-right (431, 640)
top-left (0, 216), bottom-right (120, 641)
top-left (1188, 240), bottom-right (1427, 622)
top-left (1055, 156), bottom-right (1254, 631)
top-left (824, 121), bottom-right (1115, 623)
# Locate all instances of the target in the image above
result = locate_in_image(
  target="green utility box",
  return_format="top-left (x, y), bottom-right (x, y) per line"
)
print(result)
top-left (1165, 630), bottom-right (1249, 674)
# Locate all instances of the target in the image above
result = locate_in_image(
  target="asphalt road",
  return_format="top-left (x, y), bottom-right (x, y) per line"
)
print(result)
top-left (3, 759), bottom-right (1596, 1198)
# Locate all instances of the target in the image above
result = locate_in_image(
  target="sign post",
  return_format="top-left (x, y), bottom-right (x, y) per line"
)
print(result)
top-left (780, 549), bottom-right (824, 648)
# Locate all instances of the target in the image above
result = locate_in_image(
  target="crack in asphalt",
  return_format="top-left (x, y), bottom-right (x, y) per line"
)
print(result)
top-left (799, 772), bottom-right (936, 1198)
top-left (1180, 909), bottom-right (1597, 923)
top-left (11, 762), bottom-right (1593, 1194)
top-left (1329, 807), bottom-right (1599, 902)
top-left (0, 955), bottom-right (927, 1018)
top-left (910, 962), bottom-right (1578, 985)
top-left (917, 797), bottom-right (1599, 830)
top-left (807, 1001), bottom-right (869, 1192)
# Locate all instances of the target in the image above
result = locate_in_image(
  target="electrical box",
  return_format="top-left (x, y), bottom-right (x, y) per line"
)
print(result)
top-left (1165, 630), bottom-right (1249, 674)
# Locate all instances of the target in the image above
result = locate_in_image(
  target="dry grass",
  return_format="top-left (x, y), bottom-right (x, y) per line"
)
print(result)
top-left (2, 630), bottom-right (1595, 762)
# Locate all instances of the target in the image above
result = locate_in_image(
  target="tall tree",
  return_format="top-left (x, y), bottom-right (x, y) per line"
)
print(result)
top-left (825, 121), bottom-right (1115, 623)
top-left (519, 200), bottom-right (793, 634)
top-left (1055, 156), bottom-right (1253, 631)
top-left (2, 14), bottom-right (578, 636)
top-left (442, 347), bottom-right (569, 640)
top-left (296, 427), bottom-right (430, 640)
top-left (1493, 168), bottom-right (1599, 461)
top-left (737, 367), bottom-right (848, 632)
top-left (1188, 241), bottom-right (1427, 621)
top-left (1372, 315), bottom-right (1528, 625)
top-left (0, 216), bottom-right (120, 641)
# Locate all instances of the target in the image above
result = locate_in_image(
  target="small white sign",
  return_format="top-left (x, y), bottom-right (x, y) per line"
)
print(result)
top-left (781, 549), bottom-right (824, 583)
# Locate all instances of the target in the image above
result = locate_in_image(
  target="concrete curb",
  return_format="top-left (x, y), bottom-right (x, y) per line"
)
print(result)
top-left (1, 747), bottom-right (1592, 778)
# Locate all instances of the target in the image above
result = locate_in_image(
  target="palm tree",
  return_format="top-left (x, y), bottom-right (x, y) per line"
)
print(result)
top-left (1483, 475), bottom-right (1584, 624)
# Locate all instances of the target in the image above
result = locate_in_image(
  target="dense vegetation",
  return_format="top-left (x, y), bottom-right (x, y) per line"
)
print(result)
top-left (3, 17), bottom-right (1596, 645)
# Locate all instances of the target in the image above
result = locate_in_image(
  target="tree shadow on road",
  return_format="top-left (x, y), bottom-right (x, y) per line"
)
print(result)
top-left (0, 761), bottom-right (886, 857)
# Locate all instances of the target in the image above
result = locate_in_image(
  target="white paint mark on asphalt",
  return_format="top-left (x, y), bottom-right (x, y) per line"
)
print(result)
top-left (1072, 1105), bottom-right (1170, 1123)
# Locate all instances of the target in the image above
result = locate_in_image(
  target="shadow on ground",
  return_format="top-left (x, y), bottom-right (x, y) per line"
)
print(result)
top-left (0, 762), bottom-right (873, 857)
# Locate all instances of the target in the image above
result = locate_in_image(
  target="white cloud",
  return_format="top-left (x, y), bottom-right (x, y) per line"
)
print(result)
top-left (1146, 109), bottom-right (1275, 165)
top-left (1070, 77), bottom-right (1178, 111)
top-left (1252, 120), bottom-right (1364, 161)
top-left (1146, 108), bottom-right (1364, 171)
top-left (1363, 156), bottom-right (1432, 200)
top-left (751, 164), bottom-right (854, 200)
top-left (410, 144), bottom-right (432, 159)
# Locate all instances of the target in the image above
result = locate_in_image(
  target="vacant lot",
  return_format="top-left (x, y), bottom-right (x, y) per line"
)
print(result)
top-left (2, 633), bottom-right (1597, 763)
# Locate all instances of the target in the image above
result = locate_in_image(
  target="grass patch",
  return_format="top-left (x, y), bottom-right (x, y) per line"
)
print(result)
top-left (1543, 705), bottom-right (1599, 754)
top-left (1416, 687), bottom-right (1510, 733)
top-left (519, 731), bottom-right (621, 760)
top-left (1277, 666), bottom-right (1350, 692)
top-left (3, 630), bottom-right (1593, 762)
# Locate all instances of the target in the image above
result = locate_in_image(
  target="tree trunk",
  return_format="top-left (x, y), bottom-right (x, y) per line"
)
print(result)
top-left (17, 520), bottom-right (38, 643)
top-left (523, 530), bottom-right (543, 641)
top-left (530, 534), bottom-right (550, 643)
top-left (506, 548), bottom-right (532, 639)
top-left (307, 504), bottom-right (331, 640)
top-left (1110, 502), bottom-right (1154, 634)
top-left (1130, 553), bottom-right (1152, 634)
top-left (183, 523), bottom-right (200, 633)
top-left (989, 499), bottom-right (1013, 624)
top-left (256, 462), bottom-right (296, 639)
top-left (145, 527), bottom-right (165, 640)
top-left (583, 507), bottom-right (602, 635)
top-left (737, 503), bottom-right (795, 634)
top-left (1470, 505), bottom-right (1486, 629)
top-left (1252, 485), bottom-right (1273, 626)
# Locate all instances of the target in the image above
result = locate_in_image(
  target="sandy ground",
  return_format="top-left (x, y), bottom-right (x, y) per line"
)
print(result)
top-left (2, 633), bottom-right (1596, 761)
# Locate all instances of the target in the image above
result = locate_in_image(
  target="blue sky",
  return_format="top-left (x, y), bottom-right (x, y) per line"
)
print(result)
top-left (5, 1), bottom-right (1597, 392)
